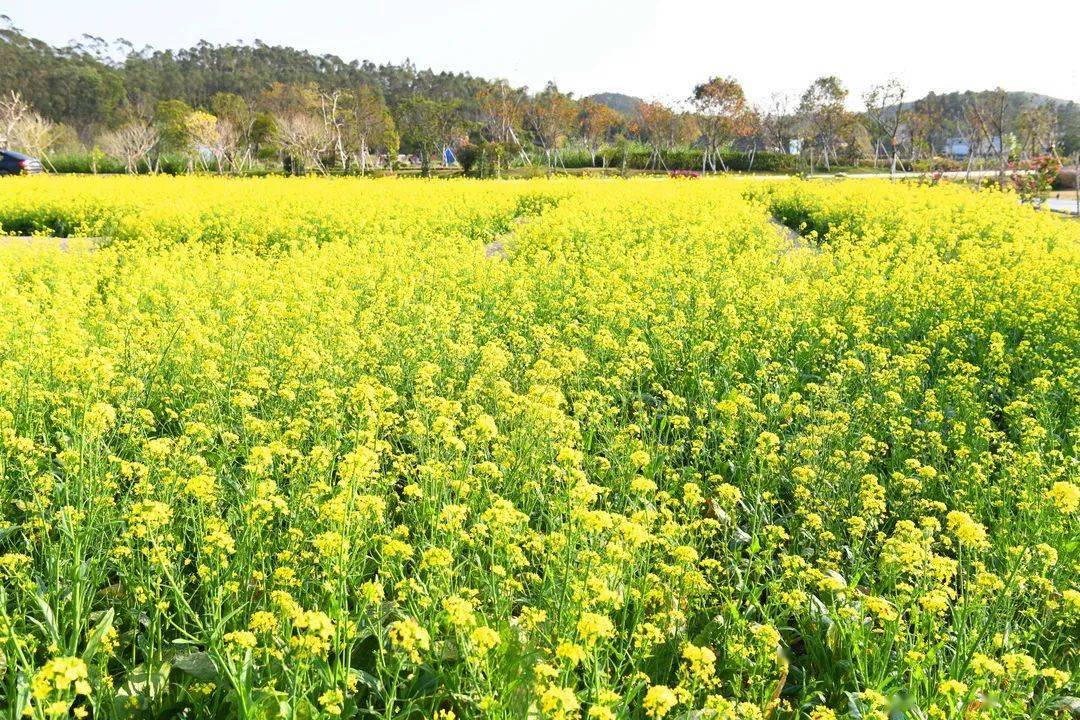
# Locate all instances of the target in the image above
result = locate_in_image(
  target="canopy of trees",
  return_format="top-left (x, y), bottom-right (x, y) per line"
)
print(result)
top-left (2, 15), bottom-right (1077, 177)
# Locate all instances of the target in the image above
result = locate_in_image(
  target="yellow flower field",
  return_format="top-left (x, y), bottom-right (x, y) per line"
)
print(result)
top-left (0, 176), bottom-right (1077, 719)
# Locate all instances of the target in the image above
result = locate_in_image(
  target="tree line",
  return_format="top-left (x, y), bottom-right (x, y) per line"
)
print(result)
top-left (2, 16), bottom-right (1078, 178)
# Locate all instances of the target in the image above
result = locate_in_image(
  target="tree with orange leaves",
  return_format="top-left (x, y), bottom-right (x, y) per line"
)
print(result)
top-left (525, 82), bottom-right (578, 171)
top-left (692, 76), bottom-right (754, 172)
top-left (578, 98), bottom-right (621, 167)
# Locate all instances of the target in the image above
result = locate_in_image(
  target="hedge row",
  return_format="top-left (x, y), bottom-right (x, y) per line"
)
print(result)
top-left (42, 149), bottom-right (1000, 177)
top-left (556, 148), bottom-right (798, 172)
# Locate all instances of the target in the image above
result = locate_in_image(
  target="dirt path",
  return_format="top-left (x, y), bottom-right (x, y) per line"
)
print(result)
top-left (483, 214), bottom-right (538, 260)
top-left (769, 216), bottom-right (820, 255)
top-left (0, 236), bottom-right (100, 250)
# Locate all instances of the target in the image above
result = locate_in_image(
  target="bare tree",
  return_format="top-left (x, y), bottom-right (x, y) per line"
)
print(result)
top-left (100, 121), bottom-right (159, 174)
top-left (259, 82), bottom-right (323, 174)
top-left (760, 93), bottom-right (797, 154)
top-left (185, 110), bottom-right (239, 174)
top-left (214, 119), bottom-right (242, 173)
top-left (8, 114), bottom-right (56, 165)
top-left (275, 113), bottom-right (331, 174)
top-left (956, 106), bottom-right (986, 180)
top-left (210, 92), bottom-right (256, 170)
top-left (475, 80), bottom-right (529, 164)
top-left (0, 91), bottom-right (58, 166)
top-left (0, 91), bottom-right (30, 149)
top-left (863, 78), bottom-right (905, 173)
top-left (967, 89), bottom-right (1012, 185)
top-left (320, 89), bottom-right (348, 171)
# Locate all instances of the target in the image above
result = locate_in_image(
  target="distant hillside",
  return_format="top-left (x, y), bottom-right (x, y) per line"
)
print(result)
top-left (587, 92), bottom-right (644, 117)
top-left (887, 90), bottom-right (1076, 116)
top-left (1008, 91), bottom-right (1075, 107)
top-left (0, 18), bottom-right (504, 133)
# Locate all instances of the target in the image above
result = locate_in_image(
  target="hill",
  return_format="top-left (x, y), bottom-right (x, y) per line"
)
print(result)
top-left (0, 18), bottom-right (503, 134)
top-left (585, 92), bottom-right (645, 117)
top-left (886, 89), bottom-right (1075, 117)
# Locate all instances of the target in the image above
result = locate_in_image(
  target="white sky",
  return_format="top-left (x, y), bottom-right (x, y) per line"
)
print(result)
top-left (4, 0), bottom-right (1078, 108)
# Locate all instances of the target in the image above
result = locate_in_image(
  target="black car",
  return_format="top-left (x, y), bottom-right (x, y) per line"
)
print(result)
top-left (0, 149), bottom-right (44, 175)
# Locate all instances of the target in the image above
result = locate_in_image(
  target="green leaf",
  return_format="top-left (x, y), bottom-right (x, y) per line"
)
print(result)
top-left (250, 687), bottom-right (291, 719)
top-left (845, 692), bottom-right (864, 720)
top-left (349, 668), bottom-right (382, 694)
top-left (826, 620), bottom-right (842, 654)
top-left (83, 608), bottom-right (115, 660)
top-left (12, 670), bottom-right (31, 719)
top-left (172, 651), bottom-right (218, 682)
top-left (114, 660), bottom-right (172, 717)
top-left (30, 594), bottom-right (59, 646)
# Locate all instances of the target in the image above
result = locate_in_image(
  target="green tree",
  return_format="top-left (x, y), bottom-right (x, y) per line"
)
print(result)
top-left (250, 112), bottom-right (277, 158)
top-left (1058, 102), bottom-right (1080, 156)
top-left (798, 76), bottom-right (850, 170)
top-left (397, 96), bottom-right (445, 176)
top-left (154, 99), bottom-right (193, 155)
top-left (343, 86), bottom-right (397, 173)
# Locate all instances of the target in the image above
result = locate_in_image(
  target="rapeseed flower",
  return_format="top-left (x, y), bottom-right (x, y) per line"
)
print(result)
top-left (0, 175), bottom-right (1075, 720)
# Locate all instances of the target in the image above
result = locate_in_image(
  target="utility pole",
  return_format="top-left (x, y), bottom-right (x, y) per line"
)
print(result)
top-left (1075, 153), bottom-right (1079, 216)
